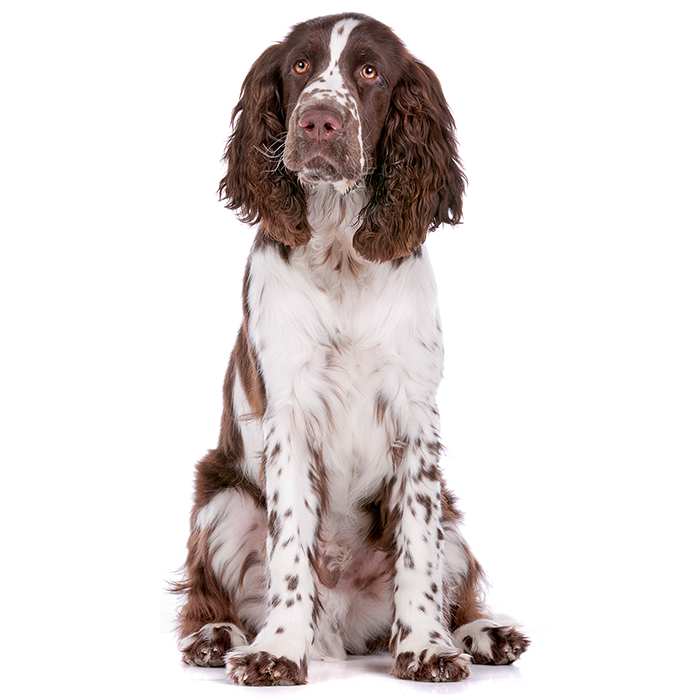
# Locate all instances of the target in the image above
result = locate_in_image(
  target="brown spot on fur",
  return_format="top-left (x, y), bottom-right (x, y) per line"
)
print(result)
top-left (361, 632), bottom-right (390, 654)
top-left (416, 492), bottom-right (433, 523)
top-left (375, 393), bottom-right (388, 423)
top-left (420, 462), bottom-right (440, 481)
top-left (360, 476), bottom-right (401, 556)
top-left (268, 509), bottom-right (280, 545)
top-left (389, 619), bottom-right (412, 654)
top-left (306, 440), bottom-right (329, 516)
top-left (237, 550), bottom-right (262, 590)
top-left (391, 438), bottom-right (407, 470)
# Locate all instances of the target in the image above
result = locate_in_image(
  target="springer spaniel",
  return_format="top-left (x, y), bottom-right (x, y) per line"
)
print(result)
top-left (174, 13), bottom-right (528, 685)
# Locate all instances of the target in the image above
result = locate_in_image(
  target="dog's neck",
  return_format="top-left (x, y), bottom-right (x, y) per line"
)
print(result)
top-left (302, 183), bottom-right (371, 281)
top-left (305, 182), bottom-right (366, 232)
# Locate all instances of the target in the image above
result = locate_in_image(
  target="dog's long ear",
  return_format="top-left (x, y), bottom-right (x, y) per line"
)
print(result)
top-left (219, 45), bottom-right (310, 247)
top-left (353, 60), bottom-right (465, 263)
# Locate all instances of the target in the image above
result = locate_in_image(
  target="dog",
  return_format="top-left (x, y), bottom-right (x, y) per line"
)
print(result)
top-left (173, 12), bottom-right (529, 685)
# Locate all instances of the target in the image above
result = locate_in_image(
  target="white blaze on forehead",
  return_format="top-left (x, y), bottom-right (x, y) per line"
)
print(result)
top-left (296, 17), bottom-right (365, 189)
top-left (320, 18), bottom-right (360, 89)
top-left (298, 18), bottom-right (361, 99)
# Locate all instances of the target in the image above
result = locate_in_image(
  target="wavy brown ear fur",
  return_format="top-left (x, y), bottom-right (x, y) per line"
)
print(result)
top-left (219, 45), bottom-right (310, 247)
top-left (353, 60), bottom-right (465, 263)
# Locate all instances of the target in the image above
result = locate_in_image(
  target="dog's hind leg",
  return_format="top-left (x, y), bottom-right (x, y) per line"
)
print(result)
top-left (178, 622), bottom-right (248, 667)
top-left (444, 517), bottom-right (529, 666)
top-left (452, 617), bottom-right (530, 665)
top-left (173, 450), bottom-right (268, 667)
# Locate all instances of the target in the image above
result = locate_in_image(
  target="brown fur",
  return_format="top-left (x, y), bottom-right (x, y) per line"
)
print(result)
top-left (171, 521), bottom-right (244, 638)
top-left (218, 45), bottom-right (310, 247)
top-left (448, 547), bottom-right (487, 628)
top-left (354, 60), bottom-right (465, 262)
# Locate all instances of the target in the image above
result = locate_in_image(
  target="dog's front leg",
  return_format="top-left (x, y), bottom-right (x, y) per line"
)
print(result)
top-left (225, 400), bottom-right (325, 686)
top-left (224, 254), bottom-right (337, 685)
top-left (386, 403), bottom-right (472, 682)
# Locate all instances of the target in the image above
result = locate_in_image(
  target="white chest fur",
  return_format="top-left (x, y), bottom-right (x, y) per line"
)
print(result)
top-left (244, 187), bottom-right (444, 505)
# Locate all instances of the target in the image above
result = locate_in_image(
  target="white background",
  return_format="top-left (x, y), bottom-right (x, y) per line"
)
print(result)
top-left (1, 1), bottom-right (699, 698)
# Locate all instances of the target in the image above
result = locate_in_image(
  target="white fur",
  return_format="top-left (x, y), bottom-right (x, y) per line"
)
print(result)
top-left (196, 488), bottom-right (268, 632)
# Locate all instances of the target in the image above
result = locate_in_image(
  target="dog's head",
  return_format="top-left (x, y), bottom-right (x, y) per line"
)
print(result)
top-left (219, 13), bottom-right (465, 262)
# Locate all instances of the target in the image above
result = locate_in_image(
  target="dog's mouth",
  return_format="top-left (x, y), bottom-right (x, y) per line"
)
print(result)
top-left (283, 136), bottom-right (363, 190)
top-left (296, 155), bottom-right (344, 183)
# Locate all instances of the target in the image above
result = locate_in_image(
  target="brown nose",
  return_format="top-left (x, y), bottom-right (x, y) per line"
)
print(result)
top-left (298, 108), bottom-right (342, 142)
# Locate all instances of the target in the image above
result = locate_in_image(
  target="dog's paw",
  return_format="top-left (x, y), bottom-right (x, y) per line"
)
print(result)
top-left (178, 622), bottom-right (247, 667)
top-left (454, 620), bottom-right (529, 665)
top-left (392, 648), bottom-right (471, 682)
top-left (225, 650), bottom-right (308, 686)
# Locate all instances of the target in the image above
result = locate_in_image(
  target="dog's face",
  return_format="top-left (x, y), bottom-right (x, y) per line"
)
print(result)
top-left (280, 17), bottom-right (398, 190)
top-left (219, 13), bottom-right (465, 262)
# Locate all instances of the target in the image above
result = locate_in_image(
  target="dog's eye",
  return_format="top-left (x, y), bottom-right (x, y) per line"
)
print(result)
top-left (293, 59), bottom-right (310, 75)
top-left (360, 64), bottom-right (379, 80)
